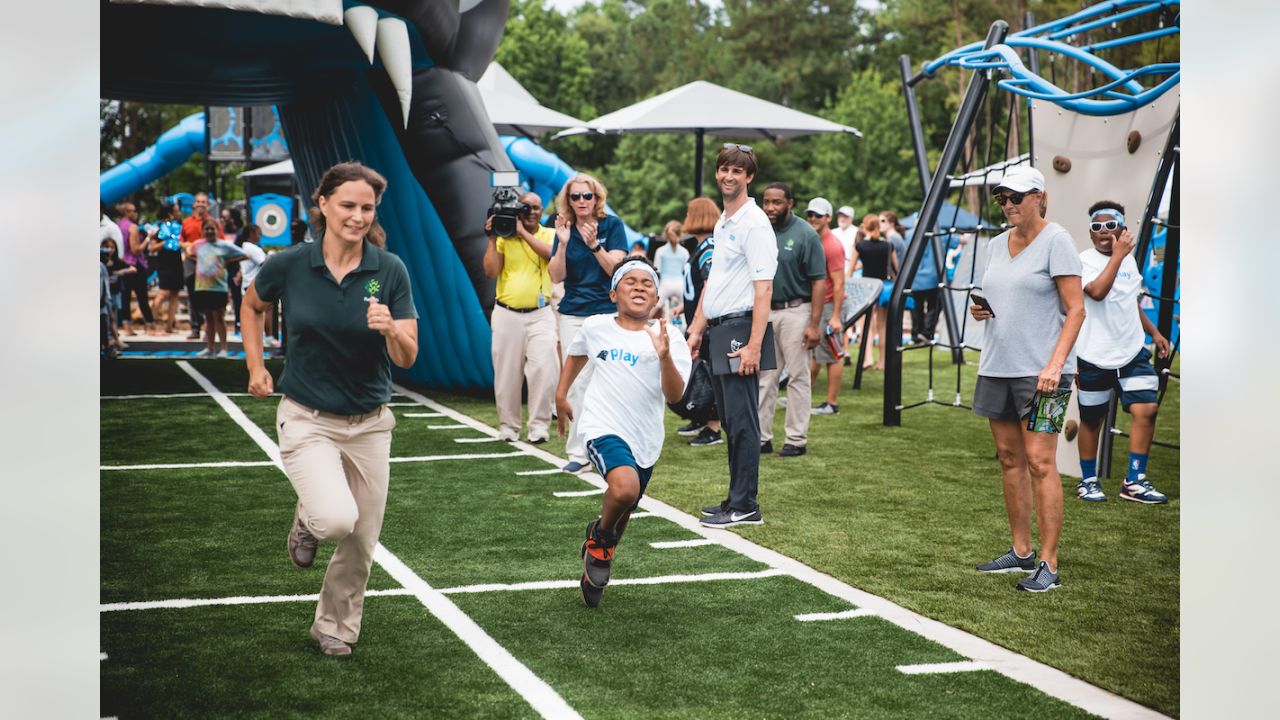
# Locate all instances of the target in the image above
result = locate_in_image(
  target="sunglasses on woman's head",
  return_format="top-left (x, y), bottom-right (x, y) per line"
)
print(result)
top-left (1089, 220), bottom-right (1121, 233)
top-left (992, 190), bottom-right (1037, 206)
top-left (570, 192), bottom-right (594, 202)
top-left (722, 143), bottom-right (753, 153)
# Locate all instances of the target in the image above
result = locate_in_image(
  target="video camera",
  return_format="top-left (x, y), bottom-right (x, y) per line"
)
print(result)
top-left (488, 186), bottom-right (531, 238)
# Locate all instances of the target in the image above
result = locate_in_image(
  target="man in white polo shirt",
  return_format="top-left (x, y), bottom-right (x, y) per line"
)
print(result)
top-left (687, 143), bottom-right (778, 528)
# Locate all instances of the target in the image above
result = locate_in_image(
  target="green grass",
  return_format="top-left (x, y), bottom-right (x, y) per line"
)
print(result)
top-left (100, 355), bottom-right (1178, 717)
top-left (426, 346), bottom-right (1180, 716)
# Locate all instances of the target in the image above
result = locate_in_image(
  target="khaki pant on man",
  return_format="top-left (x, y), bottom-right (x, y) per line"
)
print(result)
top-left (758, 303), bottom-right (813, 447)
top-left (277, 397), bottom-right (395, 644)
top-left (491, 304), bottom-right (558, 442)
top-left (558, 313), bottom-right (596, 465)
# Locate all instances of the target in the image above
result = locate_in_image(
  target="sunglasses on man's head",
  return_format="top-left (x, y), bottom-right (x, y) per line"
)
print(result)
top-left (992, 190), bottom-right (1038, 206)
top-left (569, 192), bottom-right (594, 202)
top-left (722, 143), bottom-right (753, 154)
top-left (1089, 220), bottom-right (1121, 233)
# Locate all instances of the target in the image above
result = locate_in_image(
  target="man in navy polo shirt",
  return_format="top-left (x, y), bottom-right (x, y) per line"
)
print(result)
top-left (687, 144), bottom-right (778, 528)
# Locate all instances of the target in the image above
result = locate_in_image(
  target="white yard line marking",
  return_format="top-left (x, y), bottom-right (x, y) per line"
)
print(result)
top-left (515, 468), bottom-right (565, 476)
top-left (794, 609), bottom-right (877, 622)
top-left (386, 402), bottom-right (424, 406)
top-left (103, 453), bottom-right (528, 471)
top-left (626, 511), bottom-right (654, 519)
top-left (179, 365), bottom-right (577, 720)
top-left (402, 412), bottom-right (445, 418)
top-left (176, 362), bottom-right (280, 465)
top-left (394, 383), bottom-right (1169, 720)
top-left (552, 488), bottom-right (606, 498)
top-left (100, 588), bottom-right (414, 612)
top-left (99, 569), bottom-right (788, 610)
top-left (898, 661), bottom-right (995, 675)
top-left (649, 539), bottom-right (718, 549)
top-left (373, 546), bottom-right (582, 719)
top-left (101, 460), bottom-right (278, 471)
top-left (390, 452), bottom-right (526, 463)
top-left (440, 568), bottom-right (787, 595)
top-left (426, 424), bottom-right (471, 430)
top-left (454, 436), bottom-right (505, 444)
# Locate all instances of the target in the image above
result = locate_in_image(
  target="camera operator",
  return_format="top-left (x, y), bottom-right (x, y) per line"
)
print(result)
top-left (483, 191), bottom-right (558, 444)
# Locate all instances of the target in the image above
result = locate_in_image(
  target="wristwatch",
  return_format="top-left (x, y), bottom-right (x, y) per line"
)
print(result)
top-left (590, 243), bottom-right (604, 253)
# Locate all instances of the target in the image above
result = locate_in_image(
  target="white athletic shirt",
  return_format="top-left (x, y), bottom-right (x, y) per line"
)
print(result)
top-left (568, 314), bottom-right (692, 467)
top-left (832, 225), bottom-right (857, 270)
top-left (702, 198), bottom-right (778, 319)
top-left (240, 242), bottom-right (268, 292)
top-left (654, 242), bottom-right (690, 281)
top-left (1077, 247), bottom-right (1145, 369)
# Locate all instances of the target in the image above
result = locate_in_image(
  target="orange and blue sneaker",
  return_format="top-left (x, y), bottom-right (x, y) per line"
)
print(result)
top-left (581, 518), bottom-right (616, 589)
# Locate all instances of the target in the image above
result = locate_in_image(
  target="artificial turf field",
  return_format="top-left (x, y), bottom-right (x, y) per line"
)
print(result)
top-left (100, 351), bottom-right (1178, 719)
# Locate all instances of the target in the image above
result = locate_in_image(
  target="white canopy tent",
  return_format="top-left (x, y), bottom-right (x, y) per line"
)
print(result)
top-left (476, 62), bottom-right (588, 139)
top-left (553, 80), bottom-right (862, 196)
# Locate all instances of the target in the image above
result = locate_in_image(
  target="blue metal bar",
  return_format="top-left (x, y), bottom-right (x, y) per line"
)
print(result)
top-left (998, 72), bottom-right (1179, 116)
top-left (956, 40), bottom-right (1146, 94)
top-left (1082, 25), bottom-right (1181, 52)
top-left (1048, 2), bottom-right (1165, 40)
top-left (923, 0), bottom-right (1180, 76)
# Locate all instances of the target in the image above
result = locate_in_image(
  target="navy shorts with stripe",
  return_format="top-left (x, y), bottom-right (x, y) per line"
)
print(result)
top-left (585, 434), bottom-right (654, 510)
top-left (1076, 347), bottom-right (1159, 422)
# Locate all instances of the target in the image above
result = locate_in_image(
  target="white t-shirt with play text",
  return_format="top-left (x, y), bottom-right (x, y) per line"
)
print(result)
top-left (567, 314), bottom-right (693, 467)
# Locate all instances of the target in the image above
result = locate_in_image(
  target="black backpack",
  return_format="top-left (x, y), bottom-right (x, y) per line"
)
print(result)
top-left (667, 357), bottom-right (716, 423)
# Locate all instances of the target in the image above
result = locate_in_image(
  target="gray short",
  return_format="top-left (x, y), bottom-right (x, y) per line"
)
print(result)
top-left (972, 374), bottom-right (1074, 421)
top-left (812, 302), bottom-right (840, 365)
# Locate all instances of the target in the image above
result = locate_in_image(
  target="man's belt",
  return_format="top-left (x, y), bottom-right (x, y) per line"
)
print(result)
top-left (495, 299), bottom-right (544, 314)
top-left (706, 310), bottom-right (752, 327)
top-left (770, 297), bottom-right (810, 310)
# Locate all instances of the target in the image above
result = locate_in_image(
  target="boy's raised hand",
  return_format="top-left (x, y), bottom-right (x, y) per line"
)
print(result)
top-left (646, 318), bottom-right (670, 360)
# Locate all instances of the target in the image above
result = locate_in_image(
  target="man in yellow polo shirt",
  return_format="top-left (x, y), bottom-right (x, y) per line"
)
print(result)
top-left (484, 192), bottom-right (558, 443)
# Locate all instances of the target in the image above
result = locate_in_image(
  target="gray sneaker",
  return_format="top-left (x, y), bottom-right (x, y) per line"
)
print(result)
top-left (976, 547), bottom-right (1036, 574)
top-left (811, 402), bottom-right (839, 415)
top-left (310, 626), bottom-right (352, 656)
top-left (288, 507), bottom-right (318, 569)
top-left (1016, 561), bottom-right (1062, 593)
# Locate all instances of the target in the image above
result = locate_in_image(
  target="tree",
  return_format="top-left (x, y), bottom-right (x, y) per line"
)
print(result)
top-left (806, 67), bottom-right (919, 218)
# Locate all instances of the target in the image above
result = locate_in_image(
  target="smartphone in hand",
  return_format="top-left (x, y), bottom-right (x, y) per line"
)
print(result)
top-left (971, 291), bottom-right (995, 317)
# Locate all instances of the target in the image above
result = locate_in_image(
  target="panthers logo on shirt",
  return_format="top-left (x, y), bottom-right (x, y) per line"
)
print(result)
top-left (596, 350), bottom-right (609, 361)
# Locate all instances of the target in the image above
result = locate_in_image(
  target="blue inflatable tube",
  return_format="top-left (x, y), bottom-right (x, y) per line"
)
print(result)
top-left (500, 135), bottom-right (647, 247)
top-left (100, 112), bottom-right (206, 205)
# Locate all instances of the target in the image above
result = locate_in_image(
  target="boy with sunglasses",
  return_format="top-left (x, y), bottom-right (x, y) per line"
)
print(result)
top-left (1073, 200), bottom-right (1172, 504)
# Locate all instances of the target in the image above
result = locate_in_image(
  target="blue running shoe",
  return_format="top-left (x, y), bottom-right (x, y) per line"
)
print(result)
top-left (1076, 479), bottom-right (1106, 502)
top-left (976, 547), bottom-right (1037, 574)
top-left (1120, 475), bottom-right (1168, 504)
top-left (1016, 561), bottom-right (1062, 593)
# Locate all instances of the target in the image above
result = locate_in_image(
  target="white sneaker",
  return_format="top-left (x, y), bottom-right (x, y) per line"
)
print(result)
top-left (216, 349), bottom-right (231, 359)
top-left (194, 348), bottom-right (214, 358)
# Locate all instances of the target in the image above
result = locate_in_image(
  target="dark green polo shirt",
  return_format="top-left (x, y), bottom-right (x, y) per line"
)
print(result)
top-left (771, 213), bottom-right (826, 302)
top-left (253, 239), bottom-right (418, 415)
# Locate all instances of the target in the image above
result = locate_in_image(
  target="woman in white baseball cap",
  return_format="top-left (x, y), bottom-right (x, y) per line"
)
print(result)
top-left (968, 163), bottom-right (1085, 593)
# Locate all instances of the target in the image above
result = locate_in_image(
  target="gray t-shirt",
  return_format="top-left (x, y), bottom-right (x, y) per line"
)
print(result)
top-left (977, 222), bottom-right (1082, 378)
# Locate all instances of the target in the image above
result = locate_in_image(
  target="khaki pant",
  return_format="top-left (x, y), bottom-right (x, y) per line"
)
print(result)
top-left (558, 313), bottom-right (596, 464)
top-left (758, 303), bottom-right (813, 446)
top-left (277, 397), bottom-right (395, 644)
top-left (491, 304), bottom-right (558, 442)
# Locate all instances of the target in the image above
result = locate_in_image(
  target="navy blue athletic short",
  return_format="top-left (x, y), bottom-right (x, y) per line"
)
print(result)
top-left (1076, 347), bottom-right (1159, 422)
top-left (585, 434), bottom-right (654, 511)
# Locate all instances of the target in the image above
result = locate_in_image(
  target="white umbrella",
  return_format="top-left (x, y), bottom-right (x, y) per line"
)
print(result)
top-left (238, 159), bottom-right (294, 178)
top-left (477, 62), bottom-right (589, 139)
top-left (552, 80), bottom-right (862, 195)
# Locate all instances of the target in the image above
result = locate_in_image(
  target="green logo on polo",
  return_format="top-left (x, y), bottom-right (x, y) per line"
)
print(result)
top-left (786, 239), bottom-right (794, 249)
top-left (365, 279), bottom-right (382, 297)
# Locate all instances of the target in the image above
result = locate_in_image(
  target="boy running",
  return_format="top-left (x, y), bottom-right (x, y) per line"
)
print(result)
top-left (556, 258), bottom-right (693, 607)
top-left (1074, 200), bottom-right (1172, 504)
